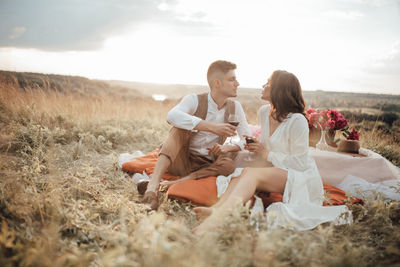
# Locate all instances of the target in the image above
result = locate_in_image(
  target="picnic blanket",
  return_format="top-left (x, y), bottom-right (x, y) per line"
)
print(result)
top-left (121, 149), bottom-right (362, 207)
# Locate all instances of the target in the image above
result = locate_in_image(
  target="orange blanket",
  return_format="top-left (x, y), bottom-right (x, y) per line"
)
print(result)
top-left (122, 150), bottom-right (363, 207)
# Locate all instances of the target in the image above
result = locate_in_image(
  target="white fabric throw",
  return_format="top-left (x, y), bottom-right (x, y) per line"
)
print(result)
top-left (118, 151), bottom-right (145, 168)
top-left (216, 168), bottom-right (244, 197)
top-left (337, 175), bottom-right (400, 202)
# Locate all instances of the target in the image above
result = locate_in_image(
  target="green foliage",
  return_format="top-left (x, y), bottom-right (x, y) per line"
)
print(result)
top-left (341, 110), bottom-right (400, 128)
top-left (374, 103), bottom-right (400, 112)
top-left (382, 112), bottom-right (399, 127)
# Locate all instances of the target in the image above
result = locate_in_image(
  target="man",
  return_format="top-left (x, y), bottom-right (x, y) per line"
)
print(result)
top-left (140, 60), bottom-right (251, 210)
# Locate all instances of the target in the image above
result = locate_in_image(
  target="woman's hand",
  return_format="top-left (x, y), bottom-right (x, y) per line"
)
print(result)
top-left (243, 135), bottom-right (269, 159)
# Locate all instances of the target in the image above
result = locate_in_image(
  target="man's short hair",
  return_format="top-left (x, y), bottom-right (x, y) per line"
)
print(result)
top-left (207, 60), bottom-right (237, 88)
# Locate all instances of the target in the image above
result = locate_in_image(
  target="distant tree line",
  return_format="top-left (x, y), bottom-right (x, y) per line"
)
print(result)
top-left (373, 104), bottom-right (400, 113)
top-left (341, 110), bottom-right (399, 127)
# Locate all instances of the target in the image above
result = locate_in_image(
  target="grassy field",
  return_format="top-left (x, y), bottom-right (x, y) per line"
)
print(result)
top-left (0, 73), bottom-right (400, 266)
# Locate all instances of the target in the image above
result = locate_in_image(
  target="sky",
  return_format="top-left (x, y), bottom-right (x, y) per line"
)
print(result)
top-left (0, 0), bottom-right (399, 94)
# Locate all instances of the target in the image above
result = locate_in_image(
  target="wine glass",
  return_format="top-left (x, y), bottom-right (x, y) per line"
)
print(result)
top-left (227, 114), bottom-right (239, 144)
top-left (245, 136), bottom-right (255, 161)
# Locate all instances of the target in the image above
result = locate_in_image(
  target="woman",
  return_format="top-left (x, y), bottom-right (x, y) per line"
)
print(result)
top-left (194, 70), bottom-right (351, 234)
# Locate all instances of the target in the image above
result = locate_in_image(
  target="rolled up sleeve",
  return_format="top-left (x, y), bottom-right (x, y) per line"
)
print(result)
top-left (166, 94), bottom-right (202, 130)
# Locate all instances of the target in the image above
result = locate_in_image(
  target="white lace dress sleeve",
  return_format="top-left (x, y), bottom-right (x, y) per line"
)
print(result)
top-left (267, 114), bottom-right (310, 171)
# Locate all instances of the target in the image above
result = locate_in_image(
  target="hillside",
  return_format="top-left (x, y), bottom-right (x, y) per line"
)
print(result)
top-left (105, 79), bottom-right (400, 111)
top-left (0, 70), bottom-right (143, 99)
top-left (2, 71), bottom-right (399, 113)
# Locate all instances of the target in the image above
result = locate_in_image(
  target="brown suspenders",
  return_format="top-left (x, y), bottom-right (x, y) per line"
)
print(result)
top-left (194, 93), bottom-right (236, 144)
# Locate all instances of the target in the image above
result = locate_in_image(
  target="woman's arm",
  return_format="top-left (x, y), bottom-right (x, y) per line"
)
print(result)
top-left (267, 115), bottom-right (310, 171)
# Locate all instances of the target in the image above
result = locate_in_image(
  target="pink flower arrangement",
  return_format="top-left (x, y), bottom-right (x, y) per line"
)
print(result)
top-left (306, 108), bottom-right (348, 131)
top-left (248, 124), bottom-right (261, 139)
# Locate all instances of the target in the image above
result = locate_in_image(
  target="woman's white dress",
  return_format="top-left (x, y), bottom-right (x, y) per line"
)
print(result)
top-left (217, 104), bottom-right (352, 230)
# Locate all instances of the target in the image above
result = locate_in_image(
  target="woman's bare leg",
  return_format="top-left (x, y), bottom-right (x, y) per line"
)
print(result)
top-left (193, 177), bottom-right (240, 221)
top-left (192, 207), bottom-right (212, 221)
top-left (214, 177), bottom-right (241, 208)
top-left (193, 167), bottom-right (287, 235)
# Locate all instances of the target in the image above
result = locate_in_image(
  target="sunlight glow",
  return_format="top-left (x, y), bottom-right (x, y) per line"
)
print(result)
top-left (0, 0), bottom-right (399, 94)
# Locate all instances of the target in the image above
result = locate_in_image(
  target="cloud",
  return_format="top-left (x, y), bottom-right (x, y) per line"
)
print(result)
top-left (0, 0), bottom-right (209, 51)
top-left (9, 26), bottom-right (27, 39)
top-left (323, 10), bottom-right (364, 20)
top-left (397, 0), bottom-right (400, 14)
top-left (367, 41), bottom-right (400, 75)
top-left (361, 0), bottom-right (399, 7)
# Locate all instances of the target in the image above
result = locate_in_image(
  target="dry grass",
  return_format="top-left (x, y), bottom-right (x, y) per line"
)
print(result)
top-left (0, 83), bottom-right (399, 267)
top-left (359, 125), bottom-right (400, 167)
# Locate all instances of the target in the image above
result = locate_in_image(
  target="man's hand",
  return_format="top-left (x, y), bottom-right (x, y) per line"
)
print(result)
top-left (207, 143), bottom-right (236, 156)
top-left (211, 123), bottom-right (237, 137)
top-left (195, 121), bottom-right (236, 137)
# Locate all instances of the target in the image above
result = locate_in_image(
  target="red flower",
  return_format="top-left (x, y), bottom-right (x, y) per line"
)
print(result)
top-left (308, 113), bottom-right (321, 128)
top-left (335, 117), bottom-right (348, 130)
top-left (306, 108), bottom-right (316, 115)
top-left (326, 119), bottom-right (336, 129)
top-left (320, 110), bottom-right (330, 119)
top-left (307, 108), bottom-right (349, 133)
top-left (328, 109), bottom-right (339, 119)
top-left (347, 129), bottom-right (360, 140)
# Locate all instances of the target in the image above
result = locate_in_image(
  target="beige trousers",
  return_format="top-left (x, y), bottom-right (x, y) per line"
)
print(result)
top-left (159, 127), bottom-right (236, 179)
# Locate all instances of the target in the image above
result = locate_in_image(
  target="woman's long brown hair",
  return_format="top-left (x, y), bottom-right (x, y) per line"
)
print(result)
top-left (269, 70), bottom-right (306, 122)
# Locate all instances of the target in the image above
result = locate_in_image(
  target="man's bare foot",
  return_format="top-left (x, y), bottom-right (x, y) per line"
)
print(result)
top-left (193, 207), bottom-right (212, 221)
top-left (141, 191), bottom-right (159, 210)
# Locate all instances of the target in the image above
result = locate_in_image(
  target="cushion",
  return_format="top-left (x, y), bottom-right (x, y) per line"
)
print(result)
top-left (168, 178), bottom-right (363, 207)
top-left (122, 149), bottom-right (178, 181)
top-left (122, 150), bottom-right (363, 207)
top-left (168, 177), bottom-right (218, 206)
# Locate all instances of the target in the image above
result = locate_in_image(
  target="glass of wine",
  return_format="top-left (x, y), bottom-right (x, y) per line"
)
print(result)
top-left (227, 114), bottom-right (239, 144)
top-left (245, 136), bottom-right (255, 161)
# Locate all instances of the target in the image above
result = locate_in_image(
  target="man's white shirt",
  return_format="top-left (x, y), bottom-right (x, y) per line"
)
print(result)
top-left (166, 93), bottom-right (251, 158)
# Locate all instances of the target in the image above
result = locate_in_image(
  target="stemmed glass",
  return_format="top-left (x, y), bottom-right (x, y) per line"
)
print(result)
top-left (227, 114), bottom-right (239, 144)
top-left (245, 136), bottom-right (255, 161)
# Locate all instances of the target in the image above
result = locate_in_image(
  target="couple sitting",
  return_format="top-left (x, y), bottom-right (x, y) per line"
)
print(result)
top-left (137, 60), bottom-right (351, 232)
